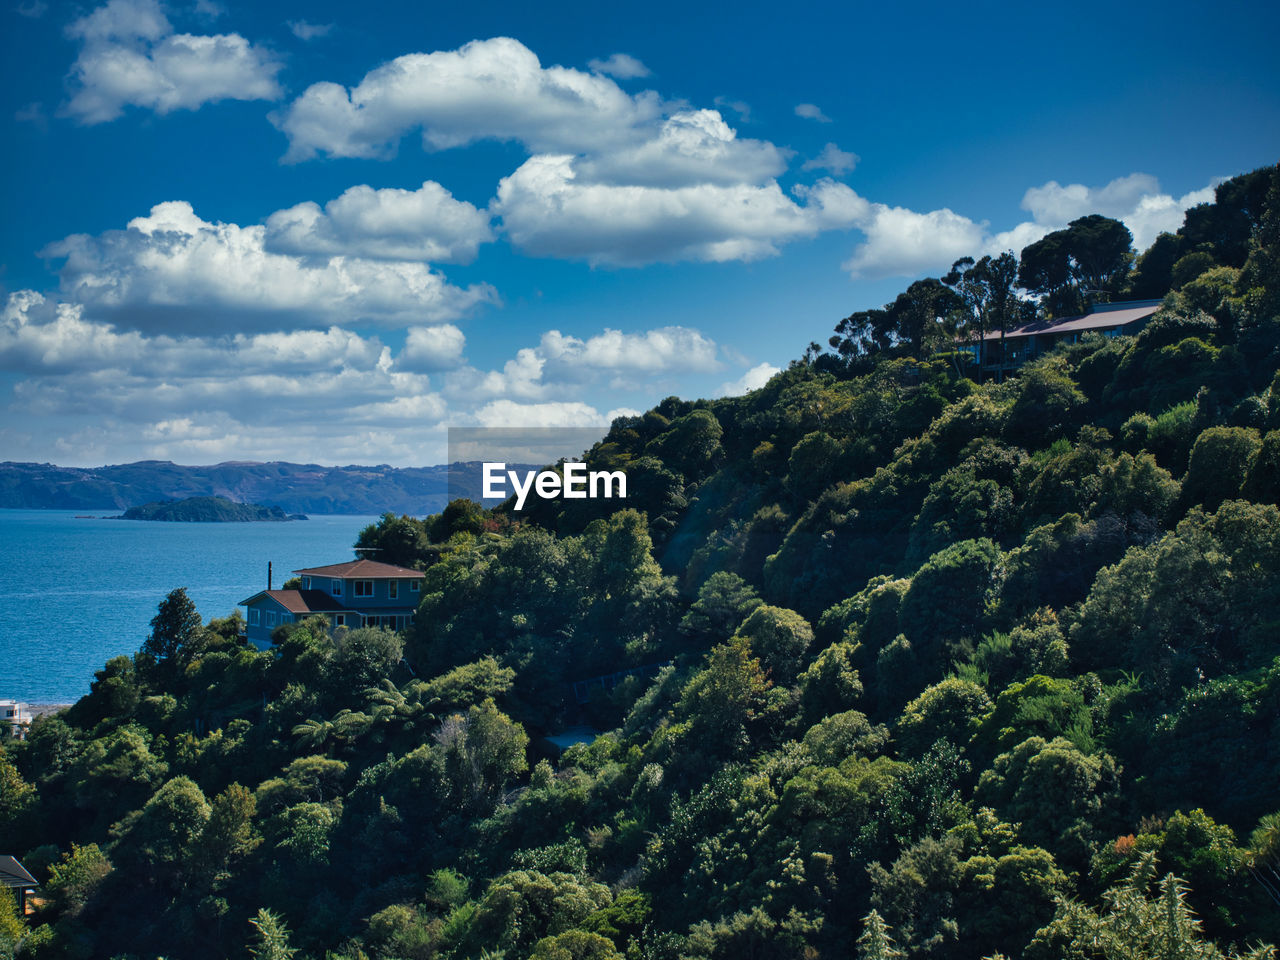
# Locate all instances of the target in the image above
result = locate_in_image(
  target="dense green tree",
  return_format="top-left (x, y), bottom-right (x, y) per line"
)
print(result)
top-left (42, 843), bottom-right (111, 920)
top-left (145, 586), bottom-right (205, 665)
top-left (679, 571), bottom-right (763, 643)
top-left (1019, 215), bottom-right (1133, 317)
top-left (355, 512), bottom-right (431, 567)
top-left (942, 252), bottom-right (1029, 379)
top-left (897, 678), bottom-right (991, 757)
top-left (1181, 426), bottom-right (1262, 511)
top-left (248, 908), bottom-right (297, 960)
top-left (733, 604), bottom-right (813, 685)
top-left (435, 699), bottom-right (529, 814)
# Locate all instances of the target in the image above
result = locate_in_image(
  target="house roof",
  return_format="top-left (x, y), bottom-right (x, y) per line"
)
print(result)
top-left (238, 589), bottom-right (357, 614)
top-left (980, 300), bottom-right (1161, 342)
top-left (294, 559), bottom-right (425, 579)
top-left (0, 856), bottom-right (37, 889)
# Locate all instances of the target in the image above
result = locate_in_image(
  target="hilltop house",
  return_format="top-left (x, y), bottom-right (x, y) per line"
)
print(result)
top-left (965, 299), bottom-right (1162, 376)
top-left (239, 559), bottom-right (425, 648)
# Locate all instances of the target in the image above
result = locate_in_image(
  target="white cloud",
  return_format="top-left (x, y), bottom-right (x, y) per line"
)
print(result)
top-left (794, 102), bottom-right (831, 123)
top-left (272, 38), bottom-right (883, 265)
top-left (802, 142), bottom-right (858, 176)
top-left (588, 52), bottom-right (650, 79)
top-left (573, 109), bottom-right (789, 188)
top-left (41, 201), bottom-right (497, 331)
top-left (1021, 174), bottom-right (1218, 250)
top-left (0, 290), bottom-right (390, 377)
top-left (472, 399), bottom-right (620, 429)
top-left (539, 326), bottom-right (721, 374)
top-left (841, 172), bottom-right (1222, 278)
top-left (62, 0), bottom-right (282, 124)
top-left (273, 36), bottom-right (662, 162)
top-left (398, 324), bottom-right (467, 371)
top-left (1, 291), bottom-right (719, 466)
top-left (842, 203), bottom-right (989, 277)
top-left (495, 157), bottom-right (865, 266)
top-left (265, 181), bottom-right (494, 263)
top-left (443, 325), bottom-right (722, 403)
top-left (288, 19), bottom-right (332, 41)
top-left (16, 0), bottom-right (47, 18)
top-left (716, 362), bottom-right (780, 397)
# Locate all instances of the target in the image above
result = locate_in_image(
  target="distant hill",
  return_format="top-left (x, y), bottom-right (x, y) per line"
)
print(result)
top-left (118, 496), bottom-right (302, 522)
top-left (0, 460), bottom-right (464, 515)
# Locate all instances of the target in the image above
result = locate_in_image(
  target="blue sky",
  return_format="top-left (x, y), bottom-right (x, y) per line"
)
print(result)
top-left (1, 0), bottom-right (1277, 467)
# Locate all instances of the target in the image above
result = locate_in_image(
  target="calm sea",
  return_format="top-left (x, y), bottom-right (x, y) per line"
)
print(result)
top-left (0, 510), bottom-right (380, 703)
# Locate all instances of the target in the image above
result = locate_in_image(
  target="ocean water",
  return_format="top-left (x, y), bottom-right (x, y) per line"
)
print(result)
top-left (0, 510), bottom-right (380, 704)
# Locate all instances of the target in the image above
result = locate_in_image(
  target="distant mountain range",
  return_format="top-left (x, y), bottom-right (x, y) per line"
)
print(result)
top-left (0, 460), bottom-right (474, 515)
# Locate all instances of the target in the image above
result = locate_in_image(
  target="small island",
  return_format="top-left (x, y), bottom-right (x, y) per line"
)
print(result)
top-left (118, 496), bottom-right (307, 522)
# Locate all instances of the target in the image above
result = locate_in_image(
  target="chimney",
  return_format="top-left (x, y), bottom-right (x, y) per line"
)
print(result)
top-left (268, 561), bottom-right (272, 592)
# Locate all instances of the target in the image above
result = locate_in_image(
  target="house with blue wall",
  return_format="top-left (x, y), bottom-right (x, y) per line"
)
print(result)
top-left (965, 299), bottom-right (1162, 376)
top-left (239, 558), bottom-right (425, 648)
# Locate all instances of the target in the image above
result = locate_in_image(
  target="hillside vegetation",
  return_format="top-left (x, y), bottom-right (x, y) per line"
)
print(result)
top-left (3, 163), bottom-right (1280, 960)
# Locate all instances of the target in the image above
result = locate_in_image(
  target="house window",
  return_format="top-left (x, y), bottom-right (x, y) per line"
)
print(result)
top-left (282, 613), bottom-right (293, 623)
top-left (410, 580), bottom-right (420, 593)
top-left (354, 580), bottom-right (374, 597)
top-left (388, 580), bottom-right (398, 599)
top-left (268, 611), bottom-right (277, 626)
top-left (334, 614), bottom-right (346, 627)
top-left (249, 608), bottom-right (260, 625)
top-left (302, 576), bottom-right (311, 590)
top-left (331, 579), bottom-right (342, 596)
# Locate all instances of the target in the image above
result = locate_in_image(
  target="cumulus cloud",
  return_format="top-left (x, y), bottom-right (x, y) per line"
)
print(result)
top-left (398, 324), bottom-right (467, 372)
top-left (573, 109), bottom-right (789, 188)
top-left (0, 290), bottom-right (391, 377)
top-left (0, 290), bottom-right (447, 463)
top-left (495, 157), bottom-right (866, 266)
top-left (472, 399), bottom-right (621, 429)
top-left (794, 102), bottom-right (831, 123)
top-left (288, 19), bottom-right (331, 41)
top-left (442, 325), bottom-right (721, 405)
top-left (841, 172), bottom-right (1221, 278)
top-left (802, 142), bottom-right (858, 176)
top-left (271, 38), bottom-right (883, 265)
top-left (716, 361), bottom-right (780, 397)
top-left (1, 291), bottom-right (721, 465)
top-left (587, 52), bottom-right (650, 79)
top-left (1021, 174), bottom-right (1218, 250)
top-left (273, 36), bottom-right (662, 162)
top-left (265, 181), bottom-right (494, 263)
top-left (41, 200), bottom-right (497, 331)
top-left (62, 0), bottom-right (282, 124)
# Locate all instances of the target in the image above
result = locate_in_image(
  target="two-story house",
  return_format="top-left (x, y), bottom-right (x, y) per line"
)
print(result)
top-left (239, 559), bottom-right (426, 648)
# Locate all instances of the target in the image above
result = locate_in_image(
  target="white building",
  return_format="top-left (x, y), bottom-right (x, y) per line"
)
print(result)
top-left (0, 700), bottom-right (33, 740)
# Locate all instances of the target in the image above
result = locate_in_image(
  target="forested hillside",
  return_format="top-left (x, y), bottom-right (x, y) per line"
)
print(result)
top-left (3, 163), bottom-right (1280, 960)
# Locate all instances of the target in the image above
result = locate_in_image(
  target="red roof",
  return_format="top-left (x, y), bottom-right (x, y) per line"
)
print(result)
top-left (294, 559), bottom-right (424, 579)
top-left (980, 301), bottom-right (1160, 342)
top-left (238, 589), bottom-right (356, 614)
